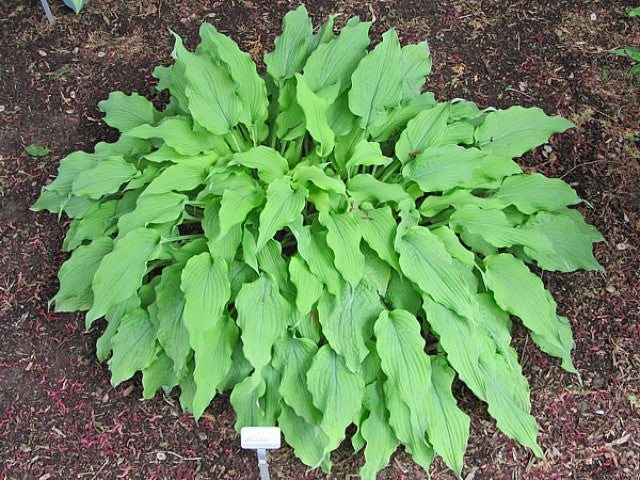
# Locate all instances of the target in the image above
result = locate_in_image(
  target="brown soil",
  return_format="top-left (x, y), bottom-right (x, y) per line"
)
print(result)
top-left (1, 1), bottom-right (639, 479)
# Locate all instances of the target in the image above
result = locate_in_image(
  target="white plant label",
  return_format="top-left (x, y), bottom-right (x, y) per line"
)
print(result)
top-left (241, 427), bottom-right (281, 450)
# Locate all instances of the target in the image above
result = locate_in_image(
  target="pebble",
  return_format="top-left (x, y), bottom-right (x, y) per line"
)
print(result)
top-left (0, 105), bottom-right (5, 112)
top-left (156, 451), bottom-right (166, 461)
top-left (37, 49), bottom-right (47, 57)
top-left (616, 243), bottom-right (630, 251)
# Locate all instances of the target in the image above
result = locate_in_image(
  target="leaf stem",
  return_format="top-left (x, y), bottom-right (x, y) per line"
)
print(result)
top-left (379, 161), bottom-right (401, 183)
top-left (225, 130), bottom-right (243, 153)
top-left (161, 234), bottom-right (203, 244)
top-left (182, 212), bottom-right (203, 221)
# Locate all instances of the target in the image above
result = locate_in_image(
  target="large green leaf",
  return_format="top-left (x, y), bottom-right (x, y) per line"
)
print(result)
top-left (449, 205), bottom-right (552, 252)
top-left (460, 155), bottom-right (522, 189)
top-left (357, 205), bottom-right (400, 271)
top-left (275, 80), bottom-right (306, 141)
top-left (53, 237), bottom-right (113, 314)
top-left (154, 264), bottom-right (190, 374)
top-left (257, 176), bottom-right (306, 249)
top-left (273, 336), bottom-right (321, 424)
top-left (98, 92), bottom-right (159, 132)
top-left (143, 155), bottom-right (213, 194)
top-left (368, 92), bottom-right (437, 142)
top-left (430, 225), bottom-right (476, 267)
top-left (362, 246), bottom-right (392, 296)
top-left (349, 29), bottom-right (404, 129)
top-left (375, 310), bottom-right (432, 439)
top-left (180, 253), bottom-right (233, 417)
top-left (523, 209), bottom-right (604, 272)
top-left (287, 216), bottom-right (344, 295)
top-left (291, 165), bottom-right (346, 194)
top-left (219, 187), bottom-right (264, 235)
top-left (86, 228), bottom-right (162, 324)
top-left (256, 239), bottom-right (291, 296)
top-left (401, 42), bottom-right (432, 100)
top-left (424, 298), bottom-right (543, 457)
top-left (117, 192), bottom-right (187, 236)
top-left (345, 139), bottom-right (391, 171)
top-left (172, 33), bottom-right (241, 134)
top-left (397, 226), bottom-right (477, 319)
top-left (31, 187), bottom-right (68, 215)
top-left (318, 208), bottom-right (364, 285)
top-left (302, 17), bottom-right (371, 93)
top-left (307, 345), bottom-right (365, 452)
top-left (326, 93), bottom-right (358, 138)
top-left (359, 382), bottom-right (399, 480)
top-left (423, 299), bottom-right (485, 397)
top-left (419, 188), bottom-right (506, 218)
top-left (181, 253), bottom-right (230, 339)
top-left (395, 102), bottom-right (449, 163)
top-left (479, 351), bottom-right (544, 458)
top-left (128, 117), bottom-right (213, 156)
top-left (72, 156), bottom-right (138, 199)
top-left (295, 74), bottom-right (335, 156)
top-left (403, 145), bottom-right (484, 192)
top-left (288, 255), bottom-right (323, 314)
top-left (192, 316), bottom-right (238, 419)
top-left (218, 342), bottom-right (253, 392)
top-left (475, 106), bottom-right (574, 158)
top-left (305, 13), bottom-right (338, 53)
top-left (278, 405), bottom-right (332, 472)
top-left (230, 372), bottom-right (268, 428)
top-left (493, 173), bottom-right (582, 214)
top-left (424, 356), bottom-right (470, 474)
top-left (96, 296), bottom-right (138, 362)
top-left (199, 23), bottom-right (269, 142)
top-left (202, 199), bottom-right (243, 262)
top-left (476, 295), bottom-right (544, 457)
top-left (347, 174), bottom-right (411, 205)
top-left (484, 253), bottom-right (578, 374)
top-left (235, 274), bottom-right (290, 372)
top-left (385, 271), bottom-right (422, 315)
top-left (384, 382), bottom-right (435, 472)
top-left (142, 350), bottom-right (179, 399)
top-left (62, 200), bottom-right (116, 251)
top-left (232, 146), bottom-right (288, 183)
top-left (264, 5), bottom-right (313, 82)
top-left (109, 307), bottom-right (157, 385)
top-left (317, 282), bottom-right (383, 373)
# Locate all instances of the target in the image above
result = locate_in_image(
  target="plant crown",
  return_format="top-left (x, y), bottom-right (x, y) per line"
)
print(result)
top-left (33, 6), bottom-right (604, 477)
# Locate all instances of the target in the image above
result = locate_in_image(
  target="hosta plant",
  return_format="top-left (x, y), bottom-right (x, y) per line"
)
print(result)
top-left (33, 6), bottom-right (604, 477)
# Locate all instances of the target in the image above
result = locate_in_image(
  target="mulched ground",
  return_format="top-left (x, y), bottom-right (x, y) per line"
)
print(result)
top-left (1, 0), bottom-right (639, 479)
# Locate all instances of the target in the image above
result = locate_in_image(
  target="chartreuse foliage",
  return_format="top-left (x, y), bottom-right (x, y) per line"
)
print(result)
top-left (33, 6), bottom-right (604, 477)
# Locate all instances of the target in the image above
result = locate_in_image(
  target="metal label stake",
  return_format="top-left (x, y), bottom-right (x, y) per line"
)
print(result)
top-left (240, 427), bottom-right (281, 480)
